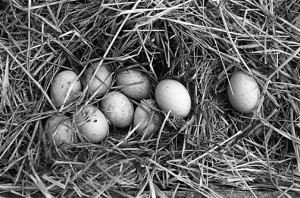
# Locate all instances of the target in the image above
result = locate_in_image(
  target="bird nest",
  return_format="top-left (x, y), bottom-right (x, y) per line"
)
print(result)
top-left (1, 0), bottom-right (300, 197)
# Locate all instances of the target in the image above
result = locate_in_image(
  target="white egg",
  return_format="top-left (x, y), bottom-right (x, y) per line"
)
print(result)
top-left (227, 71), bottom-right (260, 113)
top-left (100, 91), bottom-right (134, 128)
top-left (50, 70), bottom-right (82, 107)
top-left (133, 99), bottom-right (161, 138)
top-left (84, 61), bottom-right (113, 96)
top-left (44, 115), bottom-right (75, 147)
top-left (155, 79), bottom-right (191, 117)
top-left (116, 69), bottom-right (151, 100)
top-left (75, 105), bottom-right (109, 143)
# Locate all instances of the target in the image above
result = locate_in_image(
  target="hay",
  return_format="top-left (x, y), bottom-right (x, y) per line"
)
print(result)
top-left (1, 0), bottom-right (300, 197)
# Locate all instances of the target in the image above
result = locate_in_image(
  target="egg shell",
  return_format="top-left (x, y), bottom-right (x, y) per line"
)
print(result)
top-left (100, 91), bottom-right (134, 128)
top-left (155, 79), bottom-right (191, 117)
top-left (133, 99), bottom-right (161, 138)
top-left (227, 71), bottom-right (260, 113)
top-left (75, 105), bottom-right (109, 143)
top-left (84, 62), bottom-right (113, 96)
top-left (50, 70), bottom-right (82, 107)
top-left (44, 115), bottom-right (75, 146)
top-left (116, 69), bottom-right (151, 100)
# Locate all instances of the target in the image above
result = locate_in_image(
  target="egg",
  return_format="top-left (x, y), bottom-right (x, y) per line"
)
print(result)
top-left (84, 61), bottom-right (113, 96)
top-left (116, 69), bottom-right (151, 100)
top-left (155, 79), bottom-right (191, 117)
top-left (75, 105), bottom-right (109, 143)
top-left (100, 91), bottom-right (134, 128)
top-left (133, 99), bottom-right (161, 138)
top-left (227, 71), bottom-right (260, 113)
top-left (44, 115), bottom-right (75, 147)
top-left (50, 70), bottom-right (82, 107)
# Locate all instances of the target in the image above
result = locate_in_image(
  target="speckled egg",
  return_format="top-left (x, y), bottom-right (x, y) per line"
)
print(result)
top-left (44, 115), bottom-right (75, 147)
top-left (84, 62), bottom-right (113, 96)
top-left (133, 99), bottom-right (161, 138)
top-left (75, 105), bottom-right (109, 143)
top-left (227, 71), bottom-right (260, 113)
top-left (116, 69), bottom-right (151, 100)
top-left (100, 91), bottom-right (134, 128)
top-left (50, 70), bottom-right (82, 107)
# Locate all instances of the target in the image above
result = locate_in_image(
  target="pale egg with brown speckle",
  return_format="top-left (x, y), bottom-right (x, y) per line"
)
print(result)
top-left (100, 91), bottom-right (134, 128)
top-left (75, 105), bottom-right (109, 143)
top-left (227, 71), bottom-right (260, 113)
top-left (50, 70), bottom-right (82, 107)
top-left (133, 99), bottom-right (161, 138)
top-left (116, 69), bottom-right (151, 100)
top-left (83, 61), bottom-right (113, 96)
top-left (44, 114), bottom-right (75, 147)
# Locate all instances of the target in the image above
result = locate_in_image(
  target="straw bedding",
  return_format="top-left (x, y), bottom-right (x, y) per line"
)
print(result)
top-left (1, 0), bottom-right (300, 197)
